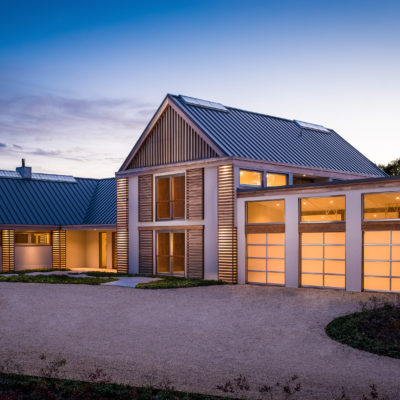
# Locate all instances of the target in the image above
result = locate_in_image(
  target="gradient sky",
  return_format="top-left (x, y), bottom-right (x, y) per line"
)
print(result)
top-left (1, 0), bottom-right (399, 178)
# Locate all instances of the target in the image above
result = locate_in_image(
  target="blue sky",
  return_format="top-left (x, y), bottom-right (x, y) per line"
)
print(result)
top-left (0, 0), bottom-right (399, 177)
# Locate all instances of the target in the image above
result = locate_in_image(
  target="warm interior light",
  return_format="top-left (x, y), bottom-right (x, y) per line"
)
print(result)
top-left (276, 203), bottom-right (280, 206)
top-left (329, 200), bottom-right (334, 204)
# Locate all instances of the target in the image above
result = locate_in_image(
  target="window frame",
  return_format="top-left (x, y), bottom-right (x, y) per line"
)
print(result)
top-left (155, 230), bottom-right (186, 276)
top-left (14, 231), bottom-right (51, 246)
top-left (246, 199), bottom-right (286, 225)
top-left (239, 169), bottom-right (264, 188)
top-left (362, 191), bottom-right (400, 222)
top-left (299, 195), bottom-right (346, 224)
top-left (155, 173), bottom-right (185, 221)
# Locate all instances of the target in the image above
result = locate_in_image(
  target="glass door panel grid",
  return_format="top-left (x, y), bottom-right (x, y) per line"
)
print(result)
top-left (247, 233), bottom-right (285, 285)
top-left (363, 230), bottom-right (400, 292)
top-left (301, 232), bottom-right (345, 289)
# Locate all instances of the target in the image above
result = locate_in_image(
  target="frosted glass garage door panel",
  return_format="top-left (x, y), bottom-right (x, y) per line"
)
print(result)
top-left (324, 275), bottom-right (345, 289)
top-left (364, 276), bottom-right (390, 291)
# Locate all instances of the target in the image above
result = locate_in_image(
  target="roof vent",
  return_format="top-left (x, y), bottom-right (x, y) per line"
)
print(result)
top-left (294, 120), bottom-right (331, 133)
top-left (16, 158), bottom-right (32, 179)
top-left (180, 95), bottom-right (228, 112)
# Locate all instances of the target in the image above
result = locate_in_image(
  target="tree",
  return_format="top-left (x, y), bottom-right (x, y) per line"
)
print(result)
top-left (378, 157), bottom-right (400, 176)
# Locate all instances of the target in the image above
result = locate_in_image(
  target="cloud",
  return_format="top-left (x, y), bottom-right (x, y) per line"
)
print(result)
top-left (0, 142), bottom-right (6, 147)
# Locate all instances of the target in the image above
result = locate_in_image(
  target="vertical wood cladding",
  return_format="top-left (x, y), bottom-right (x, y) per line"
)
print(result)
top-left (186, 168), bottom-right (204, 220)
top-left (117, 178), bottom-right (129, 273)
top-left (52, 230), bottom-right (66, 269)
top-left (1, 230), bottom-right (15, 273)
top-left (128, 106), bottom-right (218, 169)
top-left (138, 174), bottom-right (153, 222)
top-left (186, 228), bottom-right (204, 279)
top-left (139, 230), bottom-right (153, 275)
top-left (217, 165), bottom-right (237, 283)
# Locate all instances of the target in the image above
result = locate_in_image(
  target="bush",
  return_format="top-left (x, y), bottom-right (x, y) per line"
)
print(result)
top-left (136, 277), bottom-right (225, 289)
top-left (0, 275), bottom-right (117, 285)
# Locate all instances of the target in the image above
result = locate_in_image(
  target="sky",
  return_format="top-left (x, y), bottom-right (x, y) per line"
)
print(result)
top-left (0, 0), bottom-right (399, 178)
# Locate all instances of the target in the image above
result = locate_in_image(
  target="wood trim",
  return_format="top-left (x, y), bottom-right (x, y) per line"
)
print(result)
top-left (116, 178), bottom-right (129, 273)
top-left (1, 230), bottom-right (15, 273)
top-left (52, 230), bottom-right (66, 269)
top-left (186, 168), bottom-right (204, 220)
top-left (187, 229), bottom-right (204, 279)
top-left (139, 230), bottom-right (153, 275)
top-left (362, 221), bottom-right (400, 231)
top-left (138, 225), bottom-right (204, 231)
top-left (298, 222), bottom-right (346, 233)
top-left (245, 224), bottom-right (285, 234)
top-left (138, 174), bottom-right (153, 222)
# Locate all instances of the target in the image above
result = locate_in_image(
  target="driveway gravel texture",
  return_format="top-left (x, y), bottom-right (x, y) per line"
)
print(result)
top-left (0, 283), bottom-right (399, 399)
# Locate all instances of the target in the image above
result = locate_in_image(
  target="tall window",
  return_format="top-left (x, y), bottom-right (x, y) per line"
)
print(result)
top-left (15, 232), bottom-right (50, 245)
top-left (363, 192), bottom-right (400, 220)
top-left (247, 200), bottom-right (285, 224)
top-left (156, 231), bottom-right (185, 275)
top-left (239, 170), bottom-right (262, 187)
top-left (156, 175), bottom-right (185, 220)
top-left (300, 196), bottom-right (345, 222)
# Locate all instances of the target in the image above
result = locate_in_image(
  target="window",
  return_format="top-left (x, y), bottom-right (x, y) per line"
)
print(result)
top-left (239, 170), bottom-right (262, 187)
top-left (247, 200), bottom-right (285, 224)
top-left (300, 196), bottom-right (345, 222)
top-left (266, 173), bottom-right (287, 187)
top-left (156, 231), bottom-right (185, 275)
top-left (15, 232), bottom-right (50, 245)
top-left (156, 174), bottom-right (185, 220)
top-left (301, 232), bottom-right (345, 289)
top-left (363, 192), bottom-right (400, 221)
top-left (247, 233), bottom-right (285, 285)
top-left (363, 231), bottom-right (400, 292)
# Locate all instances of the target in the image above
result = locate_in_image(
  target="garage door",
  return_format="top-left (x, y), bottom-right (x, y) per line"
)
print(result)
top-left (246, 233), bottom-right (285, 285)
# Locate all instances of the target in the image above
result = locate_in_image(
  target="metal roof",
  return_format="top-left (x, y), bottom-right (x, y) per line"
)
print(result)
top-left (169, 94), bottom-right (386, 177)
top-left (0, 175), bottom-right (116, 226)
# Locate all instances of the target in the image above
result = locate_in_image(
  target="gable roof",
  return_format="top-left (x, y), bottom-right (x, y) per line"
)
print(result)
top-left (127, 94), bottom-right (383, 177)
top-left (0, 172), bottom-right (116, 226)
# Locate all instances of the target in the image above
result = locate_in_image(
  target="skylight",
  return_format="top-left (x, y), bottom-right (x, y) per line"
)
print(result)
top-left (180, 95), bottom-right (228, 112)
top-left (294, 120), bottom-right (331, 133)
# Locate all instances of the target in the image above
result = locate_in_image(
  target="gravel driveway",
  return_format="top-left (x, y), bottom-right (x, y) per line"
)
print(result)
top-left (0, 283), bottom-right (399, 399)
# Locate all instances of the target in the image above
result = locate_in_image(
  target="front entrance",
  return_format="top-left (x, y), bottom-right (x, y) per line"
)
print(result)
top-left (156, 231), bottom-right (185, 275)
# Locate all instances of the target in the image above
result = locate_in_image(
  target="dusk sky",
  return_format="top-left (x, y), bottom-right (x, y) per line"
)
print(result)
top-left (1, 0), bottom-right (399, 178)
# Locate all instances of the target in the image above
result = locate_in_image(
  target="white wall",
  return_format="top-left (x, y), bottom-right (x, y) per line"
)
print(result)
top-left (66, 230), bottom-right (86, 268)
top-left (15, 245), bottom-right (52, 270)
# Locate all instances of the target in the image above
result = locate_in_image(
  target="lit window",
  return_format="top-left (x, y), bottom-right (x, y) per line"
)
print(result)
top-left (156, 231), bottom-right (185, 275)
top-left (266, 173), bottom-right (287, 187)
top-left (15, 232), bottom-right (50, 245)
top-left (363, 192), bottom-right (400, 221)
top-left (239, 170), bottom-right (262, 187)
top-left (300, 196), bottom-right (345, 222)
top-left (247, 200), bottom-right (285, 224)
top-left (156, 175), bottom-right (185, 220)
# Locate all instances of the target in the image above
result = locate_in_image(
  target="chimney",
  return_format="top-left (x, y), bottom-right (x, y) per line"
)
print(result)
top-left (16, 158), bottom-right (32, 179)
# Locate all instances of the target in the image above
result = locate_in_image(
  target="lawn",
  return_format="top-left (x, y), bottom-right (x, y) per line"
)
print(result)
top-left (135, 276), bottom-right (226, 289)
top-left (0, 275), bottom-right (117, 285)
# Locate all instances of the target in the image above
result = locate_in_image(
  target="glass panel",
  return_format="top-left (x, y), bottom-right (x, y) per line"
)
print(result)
top-left (364, 276), bottom-right (390, 291)
top-left (171, 232), bottom-right (185, 274)
top-left (392, 231), bottom-right (400, 244)
top-left (248, 245), bottom-right (266, 258)
top-left (300, 196), bottom-right (345, 222)
top-left (324, 245), bottom-right (345, 260)
top-left (15, 233), bottom-right (29, 244)
top-left (172, 176), bottom-right (185, 219)
top-left (364, 246), bottom-right (390, 260)
top-left (324, 232), bottom-right (345, 245)
top-left (247, 200), bottom-right (285, 224)
top-left (324, 275), bottom-right (345, 288)
top-left (267, 258), bottom-right (285, 271)
top-left (157, 177), bottom-right (170, 219)
top-left (247, 258), bottom-right (266, 270)
top-left (364, 231), bottom-right (390, 244)
top-left (392, 246), bottom-right (400, 261)
top-left (100, 232), bottom-right (107, 268)
top-left (266, 173), bottom-right (287, 187)
top-left (32, 232), bottom-right (50, 245)
top-left (302, 274), bottom-right (323, 286)
top-left (157, 232), bottom-right (170, 273)
top-left (267, 246), bottom-right (285, 258)
top-left (267, 272), bottom-right (285, 284)
top-left (302, 246), bottom-right (323, 259)
top-left (302, 259), bottom-right (323, 273)
top-left (325, 260), bottom-right (346, 275)
top-left (302, 232), bottom-right (323, 244)
top-left (363, 192), bottom-right (400, 220)
top-left (247, 234), bottom-right (266, 245)
top-left (240, 170), bottom-right (262, 186)
top-left (248, 271), bottom-right (266, 283)
top-left (391, 278), bottom-right (400, 292)
top-left (392, 262), bottom-right (400, 277)
top-left (267, 233), bottom-right (285, 245)
top-left (364, 261), bottom-right (390, 276)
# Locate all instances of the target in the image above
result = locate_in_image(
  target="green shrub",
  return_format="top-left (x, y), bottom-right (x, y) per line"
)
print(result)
top-left (0, 275), bottom-right (117, 285)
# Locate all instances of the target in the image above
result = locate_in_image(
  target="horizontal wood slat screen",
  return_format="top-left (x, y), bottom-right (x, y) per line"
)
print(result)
top-left (138, 174), bottom-right (153, 222)
top-left (1, 230), bottom-right (15, 273)
top-left (117, 178), bottom-right (129, 273)
top-left (186, 168), bottom-right (204, 220)
top-left (217, 165), bottom-right (237, 283)
top-left (52, 231), bottom-right (66, 269)
top-left (187, 229), bottom-right (204, 279)
top-left (128, 106), bottom-right (218, 169)
top-left (139, 230), bottom-right (153, 275)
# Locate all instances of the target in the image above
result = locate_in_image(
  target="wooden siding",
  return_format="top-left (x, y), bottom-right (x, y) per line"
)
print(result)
top-left (138, 174), bottom-right (153, 222)
top-left (245, 224), bottom-right (285, 234)
top-left (362, 221), bottom-right (400, 231)
top-left (1, 230), bottom-right (15, 273)
top-left (187, 228), bottom-right (204, 279)
top-left (186, 168), bottom-right (204, 220)
top-left (117, 178), bottom-right (129, 273)
top-left (52, 230), bottom-right (66, 269)
top-left (139, 230), bottom-right (153, 275)
top-left (298, 222), bottom-right (346, 233)
top-left (128, 106), bottom-right (218, 169)
top-left (217, 165), bottom-right (237, 283)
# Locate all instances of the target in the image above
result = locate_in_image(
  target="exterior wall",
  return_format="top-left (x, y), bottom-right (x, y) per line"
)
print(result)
top-left (15, 245), bottom-right (52, 270)
top-left (66, 230), bottom-right (86, 268)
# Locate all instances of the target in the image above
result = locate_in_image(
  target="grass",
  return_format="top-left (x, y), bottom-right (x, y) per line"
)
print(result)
top-left (135, 276), bottom-right (225, 289)
top-left (326, 303), bottom-right (400, 359)
top-left (0, 372), bottom-right (227, 400)
top-left (0, 268), bottom-right (71, 275)
top-left (0, 275), bottom-right (117, 285)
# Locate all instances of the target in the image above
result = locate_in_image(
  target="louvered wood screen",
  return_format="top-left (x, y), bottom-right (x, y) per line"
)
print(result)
top-left (186, 168), bottom-right (204, 220)
top-left (139, 230), bottom-right (153, 275)
top-left (1, 230), bottom-right (15, 273)
top-left (128, 106), bottom-right (218, 169)
top-left (52, 230), bottom-right (66, 269)
top-left (217, 165), bottom-right (238, 283)
top-left (138, 174), bottom-right (153, 222)
top-left (117, 178), bottom-right (129, 273)
top-left (187, 228), bottom-right (204, 279)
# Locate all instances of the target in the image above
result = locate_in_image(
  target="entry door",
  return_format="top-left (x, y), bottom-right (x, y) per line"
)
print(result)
top-left (156, 231), bottom-right (185, 275)
top-left (99, 232), bottom-right (107, 268)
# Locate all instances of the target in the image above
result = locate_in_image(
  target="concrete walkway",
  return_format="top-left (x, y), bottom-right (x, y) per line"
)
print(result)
top-left (102, 277), bottom-right (160, 287)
